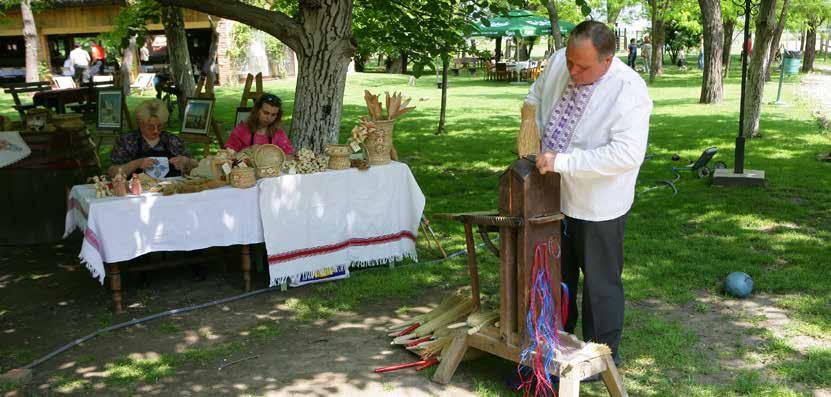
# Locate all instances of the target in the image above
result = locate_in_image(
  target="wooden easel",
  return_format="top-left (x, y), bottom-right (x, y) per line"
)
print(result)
top-left (179, 73), bottom-right (225, 156)
top-left (239, 73), bottom-right (264, 108)
top-left (433, 159), bottom-right (627, 397)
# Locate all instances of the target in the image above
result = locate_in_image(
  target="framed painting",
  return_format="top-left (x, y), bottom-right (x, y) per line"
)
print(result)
top-left (181, 97), bottom-right (215, 135)
top-left (235, 107), bottom-right (252, 127)
top-left (96, 89), bottom-right (123, 130)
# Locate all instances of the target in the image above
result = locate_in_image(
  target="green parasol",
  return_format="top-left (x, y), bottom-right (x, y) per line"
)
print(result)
top-left (473, 9), bottom-right (576, 38)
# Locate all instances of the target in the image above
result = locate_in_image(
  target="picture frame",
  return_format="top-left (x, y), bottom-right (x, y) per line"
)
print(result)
top-left (235, 107), bottom-right (252, 127)
top-left (96, 89), bottom-right (123, 130)
top-left (181, 97), bottom-right (215, 135)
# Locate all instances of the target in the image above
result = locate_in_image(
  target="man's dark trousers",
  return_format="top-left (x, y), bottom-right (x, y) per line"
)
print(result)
top-left (560, 212), bottom-right (628, 358)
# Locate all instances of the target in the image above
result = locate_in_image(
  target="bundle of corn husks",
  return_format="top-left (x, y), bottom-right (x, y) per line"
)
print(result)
top-left (282, 148), bottom-right (328, 174)
top-left (386, 294), bottom-right (488, 361)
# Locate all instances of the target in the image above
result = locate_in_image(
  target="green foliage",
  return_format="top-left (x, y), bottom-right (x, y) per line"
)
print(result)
top-left (101, 0), bottom-right (161, 57)
top-left (227, 23), bottom-right (286, 73)
top-left (790, 0), bottom-right (831, 29)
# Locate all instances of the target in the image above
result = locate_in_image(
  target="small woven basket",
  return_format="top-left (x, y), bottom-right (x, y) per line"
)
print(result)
top-left (229, 167), bottom-right (256, 188)
top-left (253, 144), bottom-right (285, 178)
top-left (325, 144), bottom-right (351, 170)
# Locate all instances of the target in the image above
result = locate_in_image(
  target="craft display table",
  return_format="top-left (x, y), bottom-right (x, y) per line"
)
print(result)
top-left (33, 87), bottom-right (91, 114)
top-left (64, 183), bottom-right (263, 312)
top-left (64, 162), bottom-right (426, 312)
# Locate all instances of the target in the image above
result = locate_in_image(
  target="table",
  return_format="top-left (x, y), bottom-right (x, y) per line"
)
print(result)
top-left (64, 162), bottom-right (426, 312)
top-left (259, 162), bottom-right (425, 287)
top-left (33, 87), bottom-right (91, 114)
top-left (65, 183), bottom-right (263, 312)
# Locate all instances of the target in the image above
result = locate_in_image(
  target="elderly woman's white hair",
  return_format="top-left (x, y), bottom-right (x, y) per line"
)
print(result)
top-left (134, 99), bottom-right (169, 126)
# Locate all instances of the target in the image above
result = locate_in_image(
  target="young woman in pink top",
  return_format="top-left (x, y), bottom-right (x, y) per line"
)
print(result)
top-left (226, 93), bottom-right (294, 155)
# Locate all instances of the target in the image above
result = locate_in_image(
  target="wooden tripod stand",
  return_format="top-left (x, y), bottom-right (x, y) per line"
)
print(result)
top-left (178, 73), bottom-right (225, 156)
top-left (434, 158), bottom-right (627, 397)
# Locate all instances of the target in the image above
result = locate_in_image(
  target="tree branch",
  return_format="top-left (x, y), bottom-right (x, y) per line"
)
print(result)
top-left (157, 0), bottom-right (303, 51)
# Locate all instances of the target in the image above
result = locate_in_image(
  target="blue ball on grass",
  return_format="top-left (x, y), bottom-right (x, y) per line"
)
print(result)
top-left (724, 272), bottom-right (753, 298)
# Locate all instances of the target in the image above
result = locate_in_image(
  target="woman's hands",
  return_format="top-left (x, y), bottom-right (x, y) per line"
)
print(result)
top-left (170, 156), bottom-right (196, 172)
top-left (134, 157), bottom-right (157, 170)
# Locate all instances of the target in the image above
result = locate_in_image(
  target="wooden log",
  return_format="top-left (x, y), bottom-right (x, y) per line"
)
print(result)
top-left (463, 223), bottom-right (481, 312)
top-left (431, 330), bottom-right (469, 385)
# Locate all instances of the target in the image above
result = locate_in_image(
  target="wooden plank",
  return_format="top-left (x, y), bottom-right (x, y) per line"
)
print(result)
top-left (431, 331), bottom-right (469, 385)
top-left (558, 372), bottom-right (581, 397)
top-left (499, 227), bottom-right (516, 345)
top-left (600, 354), bottom-right (628, 397)
top-left (462, 223), bottom-right (481, 312)
top-left (467, 332), bottom-right (521, 363)
top-left (241, 244), bottom-right (251, 292)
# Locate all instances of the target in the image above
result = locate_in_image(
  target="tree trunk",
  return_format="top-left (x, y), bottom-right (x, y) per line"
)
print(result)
top-left (518, 39), bottom-right (529, 61)
top-left (648, 0), bottom-right (668, 83)
top-left (764, 0), bottom-right (790, 81)
top-left (436, 53), bottom-right (449, 135)
top-left (388, 55), bottom-right (403, 74)
top-left (802, 21), bottom-right (819, 73)
top-left (354, 52), bottom-right (366, 72)
top-left (722, 20), bottom-right (735, 79)
top-left (160, 0), bottom-right (355, 151)
top-left (743, 0), bottom-right (779, 138)
top-left (544, 0), bottom-right (564, 50)
top-left (699, 0), bottom-right (724, 103)
top-left (161, 5), bottom-right (196, 112)
top-left (800, 29), bottom-right (806, 52)
top-left (206, 16), bottom-right (219, 85)
top-left (495, 38), bottom-right (502, 61)
top-left (121, 35), bottom-right (138, 97)
top-left (20, 0), bottom-right (39, 83)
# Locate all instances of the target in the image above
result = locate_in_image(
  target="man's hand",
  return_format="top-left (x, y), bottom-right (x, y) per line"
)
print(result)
top-left (169, 156), bottom-right (190, 171)
top-left (536, 151), bottom-right (557, 174)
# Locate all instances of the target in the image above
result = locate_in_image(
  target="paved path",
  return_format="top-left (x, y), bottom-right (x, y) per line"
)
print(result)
top-left (799, 65), bottom-right (831, 116)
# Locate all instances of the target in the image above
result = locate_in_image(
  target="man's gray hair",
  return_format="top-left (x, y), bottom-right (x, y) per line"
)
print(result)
top-left (569, 20), bottom-right (616, 59)
top-left (135, 99), bottom-right (169, 125)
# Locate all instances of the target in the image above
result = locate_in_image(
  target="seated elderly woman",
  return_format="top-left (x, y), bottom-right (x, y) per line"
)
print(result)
top-left (108, 99), bottom-right (197, 178)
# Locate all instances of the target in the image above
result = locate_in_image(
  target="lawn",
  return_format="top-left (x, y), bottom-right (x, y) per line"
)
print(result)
top-left (1, 59), bottom-right (829, 396)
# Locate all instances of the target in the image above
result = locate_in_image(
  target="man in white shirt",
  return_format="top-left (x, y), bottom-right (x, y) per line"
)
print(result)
top-left (69, 43), bottom-right (91, 85)
top-left (528, 21), bottom-right (652, 367)
top-left (140, 43), bottom-right (151, 72)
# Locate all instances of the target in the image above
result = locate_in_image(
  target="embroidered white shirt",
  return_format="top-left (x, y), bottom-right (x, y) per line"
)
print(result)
top-left (525, 48), bottom-right (652, 221)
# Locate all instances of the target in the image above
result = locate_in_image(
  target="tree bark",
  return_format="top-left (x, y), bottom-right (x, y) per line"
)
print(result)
top-left (495, 37), bottom-right (502, 61)
top-left (159, 0), bottom-right (355, 152)
top-left (121, 35), bottom-right (138, 97)
top-left (544, 0), bottom-right (564, 50)
top-left (20, 0), bottom-right (39, 83)
top-left (161, 5), bottom-right (196, 113)
top-left (648, 0), bottom-right (667, 83)
top-left (743, 0), bottom-right (779, 137)
top-left (722, 20), bottom-right (735, 79)
top-left (698, 0), bottom-right (724, 103)
top-left (764, 0), bottom-right (790, 81)
top-left (206, 16), bottom-right (219, 85)
top-left (802, 19), bottom-right (821, 73)
top-left (436, 53), bottom-right (449, 135)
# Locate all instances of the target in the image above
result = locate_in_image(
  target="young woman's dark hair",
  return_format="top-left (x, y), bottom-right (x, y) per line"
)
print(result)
top-left (245, 93), bottom-right (283, 141)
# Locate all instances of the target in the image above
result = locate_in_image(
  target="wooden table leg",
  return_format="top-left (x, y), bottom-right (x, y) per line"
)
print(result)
top-left (241, 244), bottom-right (251, 292)
top-left (463, 223), bottom-right (481, 312)
top-left (107, 263), bottom-right (123, 314)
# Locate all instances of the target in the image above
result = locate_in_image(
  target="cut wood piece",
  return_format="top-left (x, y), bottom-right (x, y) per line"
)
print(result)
top-left (431, 330), bottom-right (469, 385)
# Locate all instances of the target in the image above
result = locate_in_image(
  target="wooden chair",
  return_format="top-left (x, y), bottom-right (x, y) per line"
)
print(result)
top-left (495, 63), bottom-right (510, 81)
top-left (52, 76), bottom-right (77, 89)
top-left (483, 61), bottom-right (495, 81)
top-left (528, 63), bottom-right (543, 81)
top-left (2, 81), bottom-right (52, 120)
top-left (130, 73), bottom-right (155, 95)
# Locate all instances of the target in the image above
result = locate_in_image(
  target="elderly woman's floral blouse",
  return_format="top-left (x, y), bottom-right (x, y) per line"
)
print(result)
top-left (110, 131), bottom-right (190, 165)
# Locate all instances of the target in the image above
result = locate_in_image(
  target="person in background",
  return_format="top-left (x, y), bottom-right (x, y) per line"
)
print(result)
top-left (627, 38), bottom-right (638, 69)
top-left (698, 35), bottom-right (705, 69)
top-left (677, 47), bottom-right (687, 70)
top-left (140, 42), bottom-right (151, 72)
top-left (62, 57), bottom-right (75, 77)
top-left (90, 41), bottom-right (106, 64)
top-left (640, 36), bottom-right (652, 75)
top-left (225, 93), bottom-right (294, 155)
top-left (69, 43), bottom-right (90, 85)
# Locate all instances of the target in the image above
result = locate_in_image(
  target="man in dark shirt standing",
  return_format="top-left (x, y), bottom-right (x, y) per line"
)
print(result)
top-left (627, 39), bottom-right (638, 69)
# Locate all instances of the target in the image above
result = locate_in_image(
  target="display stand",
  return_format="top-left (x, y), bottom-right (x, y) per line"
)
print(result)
top-left (93, 80), bottom-right (135, 168)
top-left (434, 158), bottom-right (627, 397)
top-left (239, 72), bottom-right (264, 108)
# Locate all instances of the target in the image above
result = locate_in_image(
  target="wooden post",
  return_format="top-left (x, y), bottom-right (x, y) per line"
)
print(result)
top-left (107, 263), bottom-right (123, 313)
top-left (241, 244), bottom-right (251, 292)
top-left (463, 223), bottom-right (481, 312)
top-left (431, 330), bottom-right (469, 384)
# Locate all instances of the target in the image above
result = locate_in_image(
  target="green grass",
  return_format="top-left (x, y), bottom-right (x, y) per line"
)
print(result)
top-left (3, 59), bottom-right (830, 395)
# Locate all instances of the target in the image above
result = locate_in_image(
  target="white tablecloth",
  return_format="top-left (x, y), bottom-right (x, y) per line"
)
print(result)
top-left (259, 162), bottom-right (426, 287)
top-left (64, 184), bottom-right (264, 284)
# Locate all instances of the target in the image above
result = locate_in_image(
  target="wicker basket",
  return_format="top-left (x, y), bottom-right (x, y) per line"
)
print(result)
top-left (325, 144), bottom-right (351, 170)
top-left (365, 119), bottom-right (395, 165)
top-left (253, 144), bottom-right (285, 178)
top-left (52, 113), bottom-right (85, 132)
top-left (229, 167), bottom-right (256, 188)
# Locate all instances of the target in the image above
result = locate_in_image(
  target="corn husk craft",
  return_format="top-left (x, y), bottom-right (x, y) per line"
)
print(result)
top-left (282, 148), bottom-right (328, 174)
top-left (348, 91), bottom-right (416, 166)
